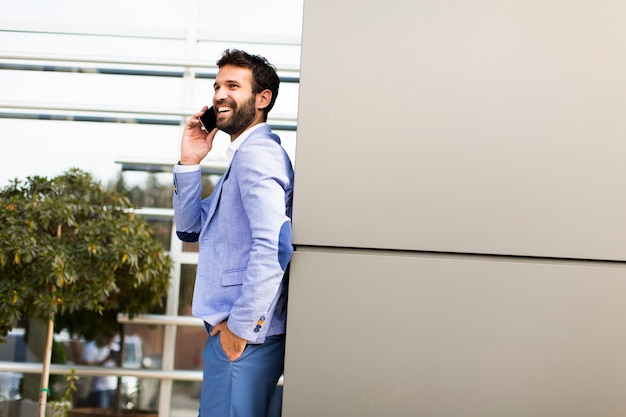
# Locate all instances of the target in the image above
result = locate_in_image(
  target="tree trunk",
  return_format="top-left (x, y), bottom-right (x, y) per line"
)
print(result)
top-left (113, 330), bottom-right (126, 415)
top-left (38, 318), bottom-right (55, 417)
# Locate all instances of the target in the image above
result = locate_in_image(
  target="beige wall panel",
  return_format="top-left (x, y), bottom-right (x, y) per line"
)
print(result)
top-left (293, 0), bottom-right (626, 260)
top-left (283, 249), bottom-right (626, 417)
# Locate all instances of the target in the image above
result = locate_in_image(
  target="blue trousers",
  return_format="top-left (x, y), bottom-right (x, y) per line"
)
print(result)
top-left (89, 389), bottom-right (115, 408)
top-left (199, 324), bottom-right (285, 417)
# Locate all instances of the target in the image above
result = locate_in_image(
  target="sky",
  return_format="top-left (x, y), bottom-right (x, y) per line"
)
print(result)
top-left (0, 0), bottom-right (303, 188)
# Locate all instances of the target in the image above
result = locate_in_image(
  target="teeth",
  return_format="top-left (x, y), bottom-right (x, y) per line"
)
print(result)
top-left (218, 107), bottom-right (231, 113)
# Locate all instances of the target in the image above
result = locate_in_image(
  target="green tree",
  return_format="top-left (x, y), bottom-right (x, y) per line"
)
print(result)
top-left (0, 168), bottom-right (171, 416)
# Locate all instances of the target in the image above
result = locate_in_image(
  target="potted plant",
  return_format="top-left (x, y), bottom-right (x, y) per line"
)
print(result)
top-left (0, 169), bottom-right (171, 417)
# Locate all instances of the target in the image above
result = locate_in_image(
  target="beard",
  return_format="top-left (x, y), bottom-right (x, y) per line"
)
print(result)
top-left (216, 95), bottom-right (257, 136)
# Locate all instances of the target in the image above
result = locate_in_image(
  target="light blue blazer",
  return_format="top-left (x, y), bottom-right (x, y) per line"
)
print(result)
top-left (173, 124), bottom-right (294, 343)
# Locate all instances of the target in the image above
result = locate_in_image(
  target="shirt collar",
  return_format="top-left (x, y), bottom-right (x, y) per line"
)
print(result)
top-left (226, 123), bottom-right (266, 164)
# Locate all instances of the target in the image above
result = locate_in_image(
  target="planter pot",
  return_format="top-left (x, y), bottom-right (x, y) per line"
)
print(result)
top-left (68, 408), bottom-right (158, 417)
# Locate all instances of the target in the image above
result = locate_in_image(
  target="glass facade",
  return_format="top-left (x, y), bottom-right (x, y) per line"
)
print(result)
top-left (0, 1), bottom-right (302, 415)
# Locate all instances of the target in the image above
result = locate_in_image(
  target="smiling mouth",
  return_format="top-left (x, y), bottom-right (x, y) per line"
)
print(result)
top-left (217, 106), bottom-right (232, 114)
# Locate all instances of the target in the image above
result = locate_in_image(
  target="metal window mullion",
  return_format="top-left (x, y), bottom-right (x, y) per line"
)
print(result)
top-left (0, 51), bottom-right (301, 76)
top-left (156, 2), bottom-right (202, 416)
top-left (0, 101), bottom-right (298, 126)
top-left (0, 361), bottom-right (202, 382)
top-left (1, 22), bottom-right (302, 46)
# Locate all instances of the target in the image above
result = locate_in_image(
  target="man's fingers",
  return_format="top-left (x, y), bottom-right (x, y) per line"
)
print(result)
top-left (209, 322), bottom-right (223, 337)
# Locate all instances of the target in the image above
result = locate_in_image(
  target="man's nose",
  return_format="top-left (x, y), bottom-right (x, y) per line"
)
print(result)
top-left (213, 89), bottom-right (227, 102)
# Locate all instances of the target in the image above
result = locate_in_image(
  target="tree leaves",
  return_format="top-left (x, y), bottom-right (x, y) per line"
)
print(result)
top-left (0, 168), bottom-right (172, 341)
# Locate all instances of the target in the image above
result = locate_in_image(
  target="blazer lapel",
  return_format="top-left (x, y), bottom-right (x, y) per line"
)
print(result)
top-left (201, 125), bottom-right (275, 231)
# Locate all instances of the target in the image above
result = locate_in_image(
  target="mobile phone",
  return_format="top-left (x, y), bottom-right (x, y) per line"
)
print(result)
top-left (199, 107), bottom-right (217, 132)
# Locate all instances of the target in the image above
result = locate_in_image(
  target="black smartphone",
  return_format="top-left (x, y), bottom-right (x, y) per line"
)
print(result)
top-left (199, 107), bottom-right (217, 132)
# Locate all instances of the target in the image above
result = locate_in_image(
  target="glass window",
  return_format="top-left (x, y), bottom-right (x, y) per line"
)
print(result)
top-left (0, 119), bottom-right (181, 188)
top-left (1, 0), bottom-right (303, 412)
top-left (172, 379), bottom-right (201, 416)
top-left (179, 264), bottom-right (198, 316)
top-left (122, 324), bottom-right (165, 410)
top-left (132, 378), bottom-right (161, 411)
top-left (1, 0), bottom-right (189, 35)
top-left (144, 218), bottom-right (173, 251)
top-left (175, 327), bottom-right (206, 370)
top-left (115, 172), bottom-right (176, 209)
top-left (0, 69), bottom-right (185, 109)
top-left (199, 0), bottom-right (303, 38)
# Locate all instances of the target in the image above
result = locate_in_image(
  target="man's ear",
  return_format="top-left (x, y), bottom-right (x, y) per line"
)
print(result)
top-left (256, 89), bottom-right (272, 111)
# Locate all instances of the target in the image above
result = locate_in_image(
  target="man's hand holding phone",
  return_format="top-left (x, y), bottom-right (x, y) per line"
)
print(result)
top-left (180, 105), bottom-right (218, 165)
top-left (199, 106), bottom-right (217, 133)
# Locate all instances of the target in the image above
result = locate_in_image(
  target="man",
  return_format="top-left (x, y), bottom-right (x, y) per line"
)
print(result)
top-left (173, 49), bottom-right (294, 417)
top-left (82, 333), bottom-right (119, 408)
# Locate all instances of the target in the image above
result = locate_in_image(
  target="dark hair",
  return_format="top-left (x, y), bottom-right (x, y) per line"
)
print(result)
top-left (216, 49), bottom-right (280, 118)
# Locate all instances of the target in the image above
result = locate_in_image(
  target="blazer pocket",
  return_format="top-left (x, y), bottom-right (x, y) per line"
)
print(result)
top-left (221, 268), bottom-right (246, 287)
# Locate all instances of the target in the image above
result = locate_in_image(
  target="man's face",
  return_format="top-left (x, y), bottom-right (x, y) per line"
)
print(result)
top-left (213, 65), bottom-right (260, 137)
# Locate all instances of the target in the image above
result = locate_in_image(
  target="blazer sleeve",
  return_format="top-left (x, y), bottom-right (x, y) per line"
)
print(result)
top-left (172, 167), bottom-right (204, 242)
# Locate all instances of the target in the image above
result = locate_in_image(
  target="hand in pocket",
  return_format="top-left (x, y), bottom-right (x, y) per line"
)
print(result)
top-left (211, 320), bottom-right (247, 361)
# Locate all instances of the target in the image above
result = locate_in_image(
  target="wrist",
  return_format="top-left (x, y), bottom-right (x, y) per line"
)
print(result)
top-left (178, 159), bottom-right (199, 166)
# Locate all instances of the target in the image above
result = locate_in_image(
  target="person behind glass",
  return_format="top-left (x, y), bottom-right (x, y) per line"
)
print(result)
top-left (82, 332), bottom-right (119, 408)
top-left (172, 49), bottom-right (294, 416)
